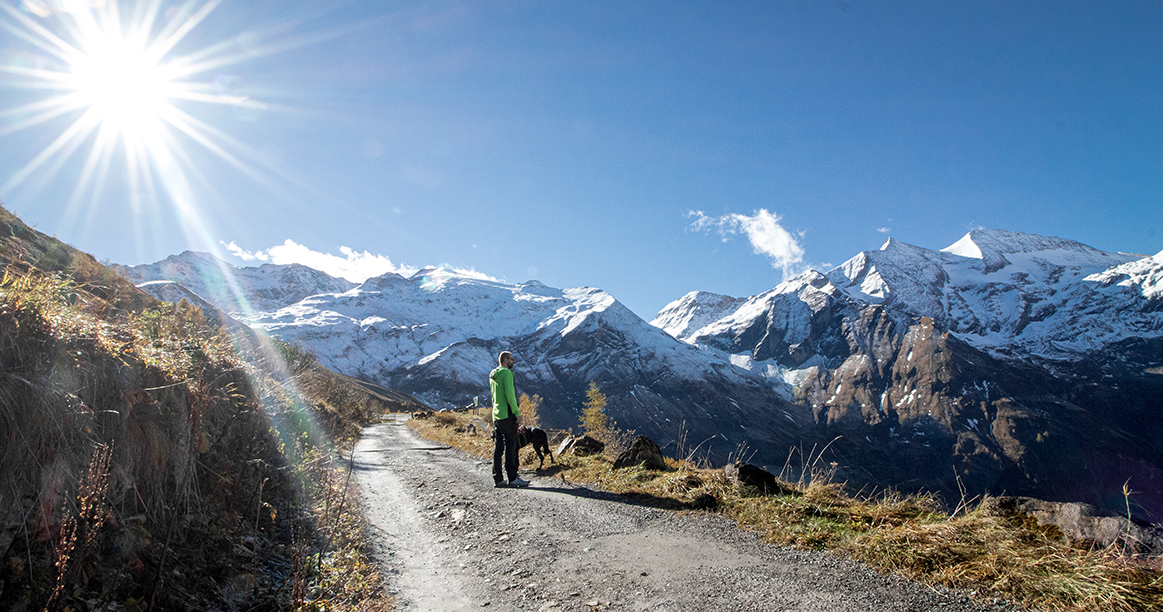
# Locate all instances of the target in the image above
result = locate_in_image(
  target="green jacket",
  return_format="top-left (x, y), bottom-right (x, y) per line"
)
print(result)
top-left (489, 366), bottom-right (519, 421)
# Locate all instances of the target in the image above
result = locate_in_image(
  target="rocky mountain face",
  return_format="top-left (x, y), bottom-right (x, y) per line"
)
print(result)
top-left (655, 230), bottom-right (1163, 519)
top-left (119, 231), bottom-right (1163, 520)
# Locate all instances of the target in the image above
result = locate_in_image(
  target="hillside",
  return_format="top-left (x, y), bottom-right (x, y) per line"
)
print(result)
top-left (0, 204), bottom-right (409, 610)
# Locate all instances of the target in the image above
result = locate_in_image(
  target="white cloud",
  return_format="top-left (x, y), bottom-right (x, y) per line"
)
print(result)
top-left (688, 209), bottom-right (805, 277)
top-left (221, 239), bottom-right (417, 283)
top-left (221, 240), bottom-right (499, 285)
top-left (223, 241), bottom-right (268, 261)
top-left (877, 227), bottom-right (891, 233)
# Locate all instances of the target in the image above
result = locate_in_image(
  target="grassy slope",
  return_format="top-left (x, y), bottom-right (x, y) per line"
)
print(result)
top-left (412, 412), bottom-right (1163, 612)
top-left (0, 204), bottom-right (404, 611)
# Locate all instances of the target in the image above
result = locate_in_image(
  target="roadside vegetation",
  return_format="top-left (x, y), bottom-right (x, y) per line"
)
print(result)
top-left (0, 257), bottom-right (405, 610)
top-left (411, 409), bottom-right (1163, 612)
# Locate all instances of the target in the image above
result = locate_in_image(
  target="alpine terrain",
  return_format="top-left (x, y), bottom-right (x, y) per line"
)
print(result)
top-left (116, 229), bottom-right (1163, 520)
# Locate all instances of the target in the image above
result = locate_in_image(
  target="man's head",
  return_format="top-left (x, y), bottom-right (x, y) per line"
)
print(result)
top-left (498, 351), bottom-right (515, 369)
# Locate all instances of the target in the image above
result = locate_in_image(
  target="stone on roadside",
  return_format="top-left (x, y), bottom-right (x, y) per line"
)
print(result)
top-left (612, 435), bottom-right (667, 470)
top-left (556, 435), bottom-right (605, 457)
top-left (723, 461), bottom-right (796, 495)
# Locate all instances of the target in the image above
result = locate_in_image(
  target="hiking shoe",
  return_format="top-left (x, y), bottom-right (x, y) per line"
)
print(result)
top-left (494, 480), bottom-right (508, 488)
top-left (508, 477), bottom-right (531, 488)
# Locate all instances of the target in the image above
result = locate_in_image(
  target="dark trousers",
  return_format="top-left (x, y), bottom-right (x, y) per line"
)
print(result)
top-left (493, 417), bottom-right (519, 483)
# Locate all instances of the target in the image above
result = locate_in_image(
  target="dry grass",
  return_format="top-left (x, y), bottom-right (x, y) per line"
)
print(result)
top-left (410, 411), bottom-right (1163, 612)
top-left (0, 265), bottom-right (392, 611)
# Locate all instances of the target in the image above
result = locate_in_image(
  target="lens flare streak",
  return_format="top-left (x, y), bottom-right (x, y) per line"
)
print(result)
top-left (0, 0), bottom-right (272, 211)
top-left (2, 0), bottom-right (349, 482)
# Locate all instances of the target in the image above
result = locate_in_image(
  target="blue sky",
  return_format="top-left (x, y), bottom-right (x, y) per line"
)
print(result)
top-left (2, 0), bottom-right (1160, 319)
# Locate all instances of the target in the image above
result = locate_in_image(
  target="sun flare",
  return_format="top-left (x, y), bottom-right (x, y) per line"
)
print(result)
top-left (0, 0), bottom-right (279, 226)
top-left (68, 28), bottom-right (172, 139)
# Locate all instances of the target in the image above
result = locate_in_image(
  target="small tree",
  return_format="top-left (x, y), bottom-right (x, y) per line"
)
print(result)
top-left (579, 381), bottom-right (609, 439)
top-left (519, 393), bottom-right (542, 428)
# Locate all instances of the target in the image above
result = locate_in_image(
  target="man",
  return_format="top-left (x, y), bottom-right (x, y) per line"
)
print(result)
top-left (490, 351), bottom-right (530, 488)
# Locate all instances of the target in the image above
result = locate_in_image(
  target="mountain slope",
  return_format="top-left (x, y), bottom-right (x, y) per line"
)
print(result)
top-left (0, 205), bottom-right (393, 610)
top-left (656, 229), bottom-right (1163, 519)
top-left (112, 251), bottom-right (356, 314)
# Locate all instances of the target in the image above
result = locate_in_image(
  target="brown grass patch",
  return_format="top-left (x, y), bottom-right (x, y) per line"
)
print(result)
top-left (409, 411), bottom-right (1163, 612)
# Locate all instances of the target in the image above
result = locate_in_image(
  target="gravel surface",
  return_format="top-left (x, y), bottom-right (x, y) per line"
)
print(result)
top-left (354, 416), bottom-right (1020, 612)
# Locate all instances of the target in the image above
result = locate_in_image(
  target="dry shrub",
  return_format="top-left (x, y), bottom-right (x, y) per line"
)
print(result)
top-left (431, 411), bottom-right (459, 427)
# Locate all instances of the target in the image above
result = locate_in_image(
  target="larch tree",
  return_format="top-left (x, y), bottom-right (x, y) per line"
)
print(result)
top-left (579, 381), bottom-right (609, 439)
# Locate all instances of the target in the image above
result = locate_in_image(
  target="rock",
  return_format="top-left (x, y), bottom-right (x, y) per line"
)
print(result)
top-left (690, 492), bottom-right (719, 510)
top-left (473, 418), bottom-right (491, 435)
top-left (981, 496), bottom-right (1163, 554)
top-left (612, 435), bottom-right (667, 470)
top-left (453, 423), bottom-right (478, 435)
top-left (723, 462), bottom-right (796, 495)
top-left (556, 435), bottom-right (605, 457)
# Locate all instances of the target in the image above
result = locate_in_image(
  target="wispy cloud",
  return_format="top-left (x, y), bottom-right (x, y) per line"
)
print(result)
top-left (222, 240), bottom-right (418, 283)
top-left (877, 227), bottom-right (891, 233)
top-left (221, 240), bottom-right (499, 286)
top-left (688, 209), bottom-right (805, 277)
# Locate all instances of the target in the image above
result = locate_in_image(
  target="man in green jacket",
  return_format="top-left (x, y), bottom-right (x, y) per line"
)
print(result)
top-left (490, 351), bottom-right (530, 488)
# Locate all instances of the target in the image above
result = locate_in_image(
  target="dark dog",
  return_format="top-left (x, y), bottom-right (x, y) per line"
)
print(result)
top-left (517, 426), bottom-right (555, 469)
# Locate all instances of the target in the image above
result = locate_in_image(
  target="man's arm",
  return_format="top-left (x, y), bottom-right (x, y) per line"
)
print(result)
top-left (503, 369), bottom-right (519, 420)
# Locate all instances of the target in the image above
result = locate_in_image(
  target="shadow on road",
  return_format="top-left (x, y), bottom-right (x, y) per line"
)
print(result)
top-left (526, 484), bottom-right (697, 511)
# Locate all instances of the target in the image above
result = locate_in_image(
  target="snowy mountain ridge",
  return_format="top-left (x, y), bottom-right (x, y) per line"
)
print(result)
top-left (117, 251), bottom-right (777, 408)
top-left (111, 251), bottom-right (357, 314)
top-left (656, 229), bottom-right (1160, 363)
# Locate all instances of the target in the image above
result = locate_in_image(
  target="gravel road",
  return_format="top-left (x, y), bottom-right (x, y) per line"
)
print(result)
top-left (354, 415), bottom-right (1019, 612)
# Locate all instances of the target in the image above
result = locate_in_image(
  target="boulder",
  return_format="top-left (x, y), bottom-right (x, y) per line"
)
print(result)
top-left (982, 496), bottom-right (1163, 554)
top-left (556, 435), bottom-right (605, 457)
top-left (723, 462), bottom-right (796, 495)
top-left (613, 435), bottom-right (667, 470)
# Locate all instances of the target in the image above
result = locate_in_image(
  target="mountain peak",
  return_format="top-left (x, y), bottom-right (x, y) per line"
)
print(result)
top-left (942, 229), bottom-right (1129, 275)
top-left (879, 236), bottom-right (906, 251)
top-left (944, 228), bottom-right (1080, 257)
top-left (651, 290), bottom-right (745, 341)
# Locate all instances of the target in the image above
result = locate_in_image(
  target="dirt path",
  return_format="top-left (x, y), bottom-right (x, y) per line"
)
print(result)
top-left (354, 415), bottom-right (1016, 612)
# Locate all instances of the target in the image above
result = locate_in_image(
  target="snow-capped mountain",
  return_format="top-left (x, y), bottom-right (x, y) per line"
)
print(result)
top-left (658, 229), bottom-right (1159, 363)
top-left (119, 230), bottom-right (1163, 520)
top-left (112, 251), bottom-right (356, 314)
top-left (653, 229), bottom-right (1163, 520)
top-left (121, 255), bottom-right (813, 463)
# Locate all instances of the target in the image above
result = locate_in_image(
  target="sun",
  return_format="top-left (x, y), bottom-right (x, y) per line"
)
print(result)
top-left (66, 25), bottom-right (174, 140)
top-left (0, 0), bottom-right (273, 216)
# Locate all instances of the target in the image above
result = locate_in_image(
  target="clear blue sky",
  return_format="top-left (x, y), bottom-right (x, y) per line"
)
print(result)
top-left (2, 0), bottom-right (1160, 319)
